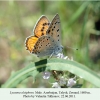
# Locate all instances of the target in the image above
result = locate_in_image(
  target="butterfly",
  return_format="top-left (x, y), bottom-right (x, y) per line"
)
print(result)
top-left (25, 14), bottom-right (63, 57)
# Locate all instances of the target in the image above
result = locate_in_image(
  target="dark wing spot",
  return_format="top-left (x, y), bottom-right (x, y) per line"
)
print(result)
top-left (41, 29), bottom-right (43, 31)
top-left (57, 35), bottom-right (59, 37)
top-left (42, 33), bottom-right (44, 35)
top-left (57, 29), bottom-right (59, 32)
top-left (48, 30), bottom-right (50, 33)
top-left (46, 23), bottom-right (49, 25)
top-left (55, 22), bottom-right (57, 24)
top-left (43, 23), bottom-right (45, 26)
top-left (58, 48), bottom-right (60, 50)
top-left (54, 26), bottom-right (55, 28)
top-left (43, 23), bottom-right (47, 26)
top-left (47, 39), bottom-right (48, 40)
top-left (58, 39), bottom-right (59, 41)
top-left (35, 47), bottom-right (37, 49)
top-left (42, 27), bottom-right (45, 29)
top-left (52, 29), bottom-right (54, 31)
top-left (52, 40), bottom-right (54, 42)
top-left (34, 35), bottom-right (38, 38)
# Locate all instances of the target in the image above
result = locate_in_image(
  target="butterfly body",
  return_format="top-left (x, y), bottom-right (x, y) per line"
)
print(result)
top-left (25, 14), bottom-right (63, 57)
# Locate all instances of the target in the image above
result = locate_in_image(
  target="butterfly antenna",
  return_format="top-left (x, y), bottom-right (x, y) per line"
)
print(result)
top-left (66, 46), bottom-right (78, 50)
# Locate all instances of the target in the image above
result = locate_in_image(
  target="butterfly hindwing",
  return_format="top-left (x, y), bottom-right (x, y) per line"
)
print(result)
top-left (32, 35), bottom-right (62, 57)
top-left (25, 36), bottom-right (38, 53)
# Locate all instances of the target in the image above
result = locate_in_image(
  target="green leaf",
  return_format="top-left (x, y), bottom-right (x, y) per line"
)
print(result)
top-left (2, 58), bottom-right (100, 88)
top-left (66, 2), bottom-right (89, 28)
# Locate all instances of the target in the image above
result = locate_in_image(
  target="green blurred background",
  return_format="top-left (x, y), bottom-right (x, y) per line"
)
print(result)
top-left (0, 1), bottom-right (100, 88)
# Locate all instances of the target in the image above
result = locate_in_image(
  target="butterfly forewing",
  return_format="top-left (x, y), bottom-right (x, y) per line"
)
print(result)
top-left (34, 16), bottom-right (50, 38)
top-left (46, 14), bottom-right (61, 44)
top-left (25, 15), bottom-right (50, 53)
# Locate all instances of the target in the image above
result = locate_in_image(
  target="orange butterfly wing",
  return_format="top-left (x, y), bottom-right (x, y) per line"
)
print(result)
top-left (33, 16), bottom-right (50, 37)
top-left (25, 15), bottom-right (50, 53)
top-left (25, 36), bottom-right (38, 53)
